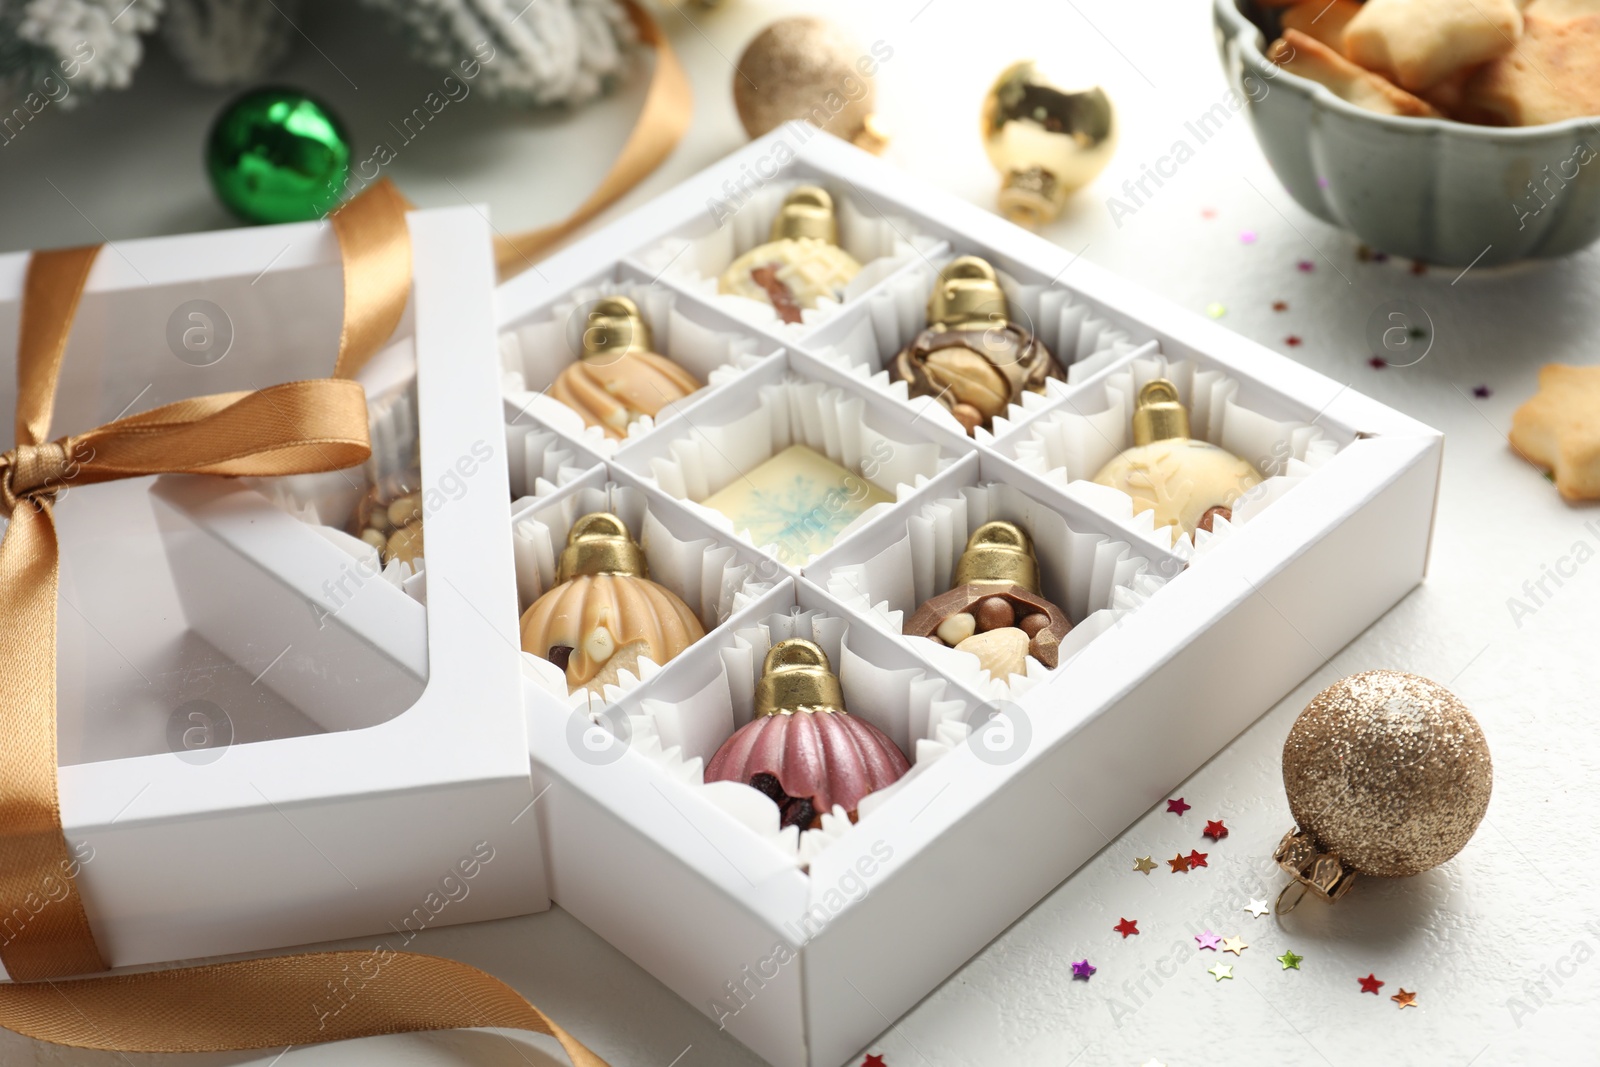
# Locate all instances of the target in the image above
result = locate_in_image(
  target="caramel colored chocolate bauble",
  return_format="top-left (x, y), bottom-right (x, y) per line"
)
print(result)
top-left (550, 297), bottom-right (701, 440)
top-left (519, 513), bottom-right (705, 694)
top-left (1281, 671), bottom-right (1492, 883)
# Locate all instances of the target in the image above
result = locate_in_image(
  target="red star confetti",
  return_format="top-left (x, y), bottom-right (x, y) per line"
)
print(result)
top-left (1368, 356), bottom-right (1388, 370)
top-left (1359, 974), bottom-right (1385, 994)
top-left (1285, 335), bottom-right (1303, 347)
top-left (862, 1056), bottom-right (886, 1067)
top-left (1410, 260), bottom-right (1428, 275)
top-left (1114, 918), bottom-right (1140, 938)
top-left (1297, 259), bottom-right (1315, 272)
top-left (1202, 208), bottom-right (1218, 219)
top-left (1166, 798), bottom-right (1191, 816)
top-left (1473, 384), bottom-right (1491, 398)
top-left (1187, 850), bottom-right (1209, 869)
top-left (1392, 988), bottom-right (1418, 1009)
top-left (1168, 853), bottom-right (1190, 873)
top-left (1072, 959), bottom-right (1097, 980)
top-left (1203, 819), bottom-right (1229, 840)
top-left (1195, 930), bottom-right (1222, 951)
top-left (1272, 300), bottom-right (1289, 312)
top-left (1240, 230), bottom-right (1258, 244)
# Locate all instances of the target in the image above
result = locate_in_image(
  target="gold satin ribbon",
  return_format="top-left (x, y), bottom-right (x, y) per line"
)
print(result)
top-left (0, 181), bottom-right (609, 1066)
top-left (493, 0), bottom-right (693, 277)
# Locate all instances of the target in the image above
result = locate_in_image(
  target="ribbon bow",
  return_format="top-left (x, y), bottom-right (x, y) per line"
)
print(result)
top-left (0, 181), bottom-right (608, 1066)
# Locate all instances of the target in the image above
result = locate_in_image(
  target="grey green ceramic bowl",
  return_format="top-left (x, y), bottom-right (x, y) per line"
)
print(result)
top-left (1215, 0), bottom-right (1600, 266)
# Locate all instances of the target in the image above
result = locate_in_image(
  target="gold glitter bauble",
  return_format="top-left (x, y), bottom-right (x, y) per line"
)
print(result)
top-left (981, 60), bottom-right (1117, 227)
top-left (1282, 670), bottom-right (1492, 879)
top-left (732, 17), bottom-right (884, 150)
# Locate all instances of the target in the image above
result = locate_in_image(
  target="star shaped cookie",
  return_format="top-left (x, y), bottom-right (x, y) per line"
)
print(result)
top-left (1509, 364), bottom-right (1600, 501)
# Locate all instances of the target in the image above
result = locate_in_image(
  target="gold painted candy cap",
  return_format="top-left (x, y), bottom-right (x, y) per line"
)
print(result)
top-left (770, 185), bottom-right (839, 244)
top-left (754, 638), bottom-right (845, 717)
top-left (928, 256), bottom-right (1009, 330)
top-left (557, 512), bottom-right (649, 582)
top-left (1131, 378), bottom-right (1190, 446)
top-left (582, 296), bottom-right (652, 361)
top-left (952, 520), bottom-right (1040, 592)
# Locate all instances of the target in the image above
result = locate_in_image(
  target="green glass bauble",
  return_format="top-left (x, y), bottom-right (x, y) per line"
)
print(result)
top-left (206, 87), bottom-right (352, 224)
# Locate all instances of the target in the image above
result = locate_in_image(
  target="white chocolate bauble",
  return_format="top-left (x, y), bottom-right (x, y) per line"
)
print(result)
top-left (1093, 439), bottom-right (1262, 535)
top-left (718, 238), bottom-right (862, 312)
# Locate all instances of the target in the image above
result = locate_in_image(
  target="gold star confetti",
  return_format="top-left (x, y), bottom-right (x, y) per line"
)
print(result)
top-left (1245, 898), bottom-right (1270, 918)
top-left (1133, 856), bottom-right (1157, 875)
top-left (1222, 936), bottom-right (1248, 956)
top-left (1208, 963), bottom-right (1234, 981)
top-left (1392, 988), bottom-right (1418, 1009)
top-left (1277, 950), bottom-right (1304, 970)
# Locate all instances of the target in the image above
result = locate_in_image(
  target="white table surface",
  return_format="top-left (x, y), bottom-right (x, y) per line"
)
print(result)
top-left (3, 1), bottom-right (1595, 1064)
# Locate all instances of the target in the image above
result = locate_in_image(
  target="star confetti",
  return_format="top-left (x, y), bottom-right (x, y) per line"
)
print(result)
top-left (1186, 850), bottom-right (1209, 869)
top-left (1298, 261), bottom-right (1315, 273)
top-left (862, 1057), bottom-right (886, 1067)
top-left (1222, 936), bottom-right (1248, 956)
top-left (1196, 931), bottom-right (1222, 951)
top-left (1208, 963), bottom-right (1234, 981)
top-left (1392, 988), bottom-right (1418, 1009)
top-left (1368, 356), bottom-right (1388, 370)
top-left (1285, 335), bottom-right (1303, 347)
top-left (1201, 208), bottom-right (1217, 219)
top-left (1072, 959), bottom-right (1097, 980)
top-left (1114, 918), bottom-right (1140, 938)
top-left (1359, 974), bottom-right (1384, 994)
top-left (1240, 230), bottom-right (1258, 245)
top-left (1168, 853), bottom-right (1191, 873)
top-left (1272, 300), bottom-right (1288, 312)
top-left (1166, 798), bottom-right (1191, 816)
top-left (1473, 384), bottom-right (1491, 398)
top-left (1246, 899), bottom-right (1271, 918)
top-left (1203, 819), bottom-right (1229, 840)
top-left (1133, 856), bottom-right (1157, 875)
top-left (1410, 260), bottom-right (1428, 275)
top-left (1205, 302), bottom-right (1227, 319)
top-left (1277, 950), bottom-right (1304, 970)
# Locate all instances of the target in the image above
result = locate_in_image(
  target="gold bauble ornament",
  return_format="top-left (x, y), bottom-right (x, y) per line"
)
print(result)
top-left (732, 17), bottom-right (887, 152)
top-left (1274, 670), bottom-right (1493, 912)
top-left (981, 60), bottom-right (1117, 227)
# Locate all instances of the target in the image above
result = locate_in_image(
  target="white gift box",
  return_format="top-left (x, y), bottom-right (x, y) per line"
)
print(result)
top-left (499, 129), bottom-right (1442, 1067)
top-left (0, 207), bottom-right (545, 973)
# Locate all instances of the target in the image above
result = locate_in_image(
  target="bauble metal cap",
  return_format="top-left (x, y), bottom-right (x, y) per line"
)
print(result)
top-left (557, 512), bottom-right (649, 582)
top-left (581, 296), bottom-right (652, 361)
top-left (1131, 378), bottom-right (1190, 446)
top-left (770, 185), bottom-right (839, 244)
top-left (928, 256), bottom-right (1010, 331)
top-left (754, 638), bottom-right (846, 717)
top-left (951, 520), bottom-right (1040, 592)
